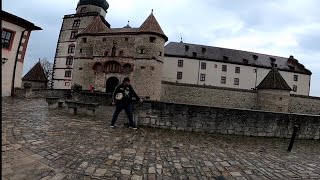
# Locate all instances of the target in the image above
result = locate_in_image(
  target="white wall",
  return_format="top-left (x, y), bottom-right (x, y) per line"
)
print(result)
top-left (1, 21), bottom-right (26, 97)
top-left (162, 57), bottom-right (311, 96)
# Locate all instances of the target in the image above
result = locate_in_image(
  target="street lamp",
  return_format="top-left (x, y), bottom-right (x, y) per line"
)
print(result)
top-left (2, 58), bottom-right (8, 66)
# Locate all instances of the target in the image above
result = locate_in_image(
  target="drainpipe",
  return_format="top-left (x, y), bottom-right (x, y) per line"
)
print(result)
top-left (11, 29), bottom-right (27, 96)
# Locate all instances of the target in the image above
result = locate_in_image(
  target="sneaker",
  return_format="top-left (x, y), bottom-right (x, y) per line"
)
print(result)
top-left (129, 125), bottom-right (138, 130)
top-left (110, 125), bottom-right (115, 128)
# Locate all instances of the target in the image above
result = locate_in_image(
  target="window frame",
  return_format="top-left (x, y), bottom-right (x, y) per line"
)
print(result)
top-left (177, 71), bottom-right (183, 80)
top-left (293, 85), bottom-right (297, 92)
top-left (139, 49), bottom-right (145, 54)
top-left (294, 75), bottom-right (298, 81)
top-left (235, 67), bottom-right (240, 74)
top-left (73, 20), bottom-right (81, 28)
top-left (66, 56), bottom-right (73, 66)
top-left (201, 62), bottom-right (206, 70)
top-left (178, 60), bottom-right (183, 67)
top-left (234, 78), bottom-right (239, 85)
top-left (2, 28), bottom-right (16, 50)
top-left (65, 70), bottom-right (72, 78)
top-left (70, 31), bottom-right (77, 39)
top-left (222, 65), bottom-right (227, 72)
top-left (68, 44), bottom-right (75, 53)
top-left (221, 76), bottom-right (226, 84)
top-left (200, 74), bottom-right (206, 81)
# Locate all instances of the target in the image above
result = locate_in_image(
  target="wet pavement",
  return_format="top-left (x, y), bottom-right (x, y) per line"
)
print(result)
top-left (2, 98), bottom-right (320, 180)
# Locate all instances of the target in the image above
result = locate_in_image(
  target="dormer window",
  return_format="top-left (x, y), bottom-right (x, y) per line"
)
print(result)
top-left (223, 56), bottom-right (229, 61)
top-left (185, 45), bottom-right (189, 52)
top-left (193, 52), bottom-right (197, 57)
top-left (252, 54), bottom-right (258, 60)
top-left (149, 37), bottom-right (156, 43)
top-left (202, 47), bottom-right (206, 54)
top-left (270, 57), bottom-right (276, 63)
top-left (243, 59), bottom-right (249, 64)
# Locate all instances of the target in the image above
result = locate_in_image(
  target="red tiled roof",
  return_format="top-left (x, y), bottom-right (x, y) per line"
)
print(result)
top-left (80, 15), bottom-right (109, 34)
top-left (138, 11), bottom-right (167, 41)
top-left (257, 68), bottom-right (292, 91)
top-left (22, 62), bottom-right (48, 82)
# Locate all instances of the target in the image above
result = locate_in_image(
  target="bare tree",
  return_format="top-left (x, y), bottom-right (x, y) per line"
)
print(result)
top-left (39, 58), bottom-right (53, 88)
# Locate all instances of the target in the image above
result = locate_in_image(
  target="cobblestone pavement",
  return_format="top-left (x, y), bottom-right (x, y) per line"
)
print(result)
top-left (2, 98), bottom-right (320, 180)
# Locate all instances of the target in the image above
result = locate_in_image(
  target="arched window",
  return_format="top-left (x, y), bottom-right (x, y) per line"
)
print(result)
top-left (123, 63), bottom-right (132, 74)
top-left (105, 61), bottom-right (121, 73)
top-left (68, 44), bottom-right (75, 53)
top-left (93, 62), bottom-right (103, 73)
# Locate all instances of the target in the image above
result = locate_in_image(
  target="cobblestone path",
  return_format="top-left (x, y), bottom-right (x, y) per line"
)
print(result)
top-left (2, 98), bottom-right (320, 180)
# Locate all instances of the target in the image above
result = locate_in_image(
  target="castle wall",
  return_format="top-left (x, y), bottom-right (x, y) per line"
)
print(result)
top-left (289, 95), bottom-right (320, 115)
top-left (136, 101), bottom-right (320, 140)
top-left (257, 89), bottom-right (290, 113)
top-left (160, 81), bottom-right (257, 110)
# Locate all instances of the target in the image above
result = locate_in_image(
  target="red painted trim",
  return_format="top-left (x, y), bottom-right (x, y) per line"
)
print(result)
top-left (2, 28), bottom-right (16, 51)
top-left (18, 31), bottom-right (31, 63)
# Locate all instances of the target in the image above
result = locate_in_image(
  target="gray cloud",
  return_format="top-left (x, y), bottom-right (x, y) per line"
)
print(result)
top-left (3, 0), bottom-right (320, 96)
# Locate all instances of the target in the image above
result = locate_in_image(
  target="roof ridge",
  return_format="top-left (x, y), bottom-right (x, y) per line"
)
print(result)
top-left (22, 62), bottom-right (48, 82)
top-left (80, 15), bottom-right (109, 34)
top-left (138, 12), bottom-right (167, 40)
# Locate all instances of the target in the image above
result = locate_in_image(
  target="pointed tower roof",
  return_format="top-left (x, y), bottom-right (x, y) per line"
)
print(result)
top-left (22, 62), bottom-right (48, 82)
top-left (138, 10), bottom-right (168, 41)
top-left (80, 15), bottom-right (109, 34)
top-left (257, 68), bottom-right (292, 91)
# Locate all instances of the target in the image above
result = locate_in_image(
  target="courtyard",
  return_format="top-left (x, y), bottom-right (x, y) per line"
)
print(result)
top-left (2, 98), bottom-right (320, 180)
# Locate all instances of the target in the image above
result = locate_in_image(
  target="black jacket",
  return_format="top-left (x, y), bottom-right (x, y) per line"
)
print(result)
top-left (112, 83), bottom-right (140, 104)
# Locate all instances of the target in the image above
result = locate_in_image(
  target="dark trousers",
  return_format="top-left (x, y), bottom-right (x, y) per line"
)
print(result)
top-left (111, 102), bottom-right (134, 126)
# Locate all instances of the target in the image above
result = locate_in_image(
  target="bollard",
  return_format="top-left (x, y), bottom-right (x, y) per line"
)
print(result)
top-left (287, 125), bottom-right (299, 152)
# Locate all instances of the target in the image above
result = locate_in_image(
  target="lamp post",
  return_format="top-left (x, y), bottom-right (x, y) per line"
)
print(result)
top-left (2, 58), bottom-right (8, 66)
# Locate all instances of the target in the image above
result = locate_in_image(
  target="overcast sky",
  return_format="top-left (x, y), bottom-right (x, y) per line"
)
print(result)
top-left (3, 0), bottom-right (320, 96)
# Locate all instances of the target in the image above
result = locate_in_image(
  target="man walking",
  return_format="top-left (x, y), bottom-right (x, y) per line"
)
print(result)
top-left (111, 77), bottom-right (142, 129)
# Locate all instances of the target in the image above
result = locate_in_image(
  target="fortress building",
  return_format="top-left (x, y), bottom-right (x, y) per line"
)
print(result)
top-left (51, 0), bottom-right (319, 114)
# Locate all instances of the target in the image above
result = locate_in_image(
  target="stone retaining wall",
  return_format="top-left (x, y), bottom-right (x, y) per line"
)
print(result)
top-left (14, 88), bottom-right (69, 98)
top-left (136, 101), bottom-right (320, 140)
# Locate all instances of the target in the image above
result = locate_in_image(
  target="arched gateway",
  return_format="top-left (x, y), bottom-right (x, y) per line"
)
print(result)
top-left (106, 77), bottom-right (119, 93)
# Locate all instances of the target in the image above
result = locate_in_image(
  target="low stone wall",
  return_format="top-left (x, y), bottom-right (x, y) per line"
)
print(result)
top-left (14, 88), bottom-right (69, 98)
top-left (289, 95), bottom-right (320, 115)
top-left (161, 81), bottom-right (258, 110)
top-left (73, 91), bottom-right (112, 105)
top-left (136, 101), bottom-right (320, 140)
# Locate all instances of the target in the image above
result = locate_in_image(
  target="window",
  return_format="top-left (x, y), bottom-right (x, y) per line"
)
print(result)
top-left (185, 45), bottom-right (189, 52)
top-left (201, 62), bottom-right (206, 70)
top-left (65, 70), bottom-right (72, 77)
top-left (178, 60), bottom-right (183, 67)
top-left (70, 31), bottom-right (77, 39)
top-left (149, 37), bottom-right (156, 43)
top-left (111, 45), bottom-right (117, 56)
top-left (223, 56), bottom-right (229, 61)
top-left (294, 75), bottom-right (298, 81)
top-left (105, 61), bottom-right (121, 73)
top-left (235, 67), bottom-right (240, 73)
top-left (139, 49), bottom-right (145, 54)
top-left (68, 45), bottom-right (75, 53)
top-left (222, 65), bottom-right (227, 72)
top-left (66, 57), bottom-right (73, 66)
top-left (200, 74), bottom-right (206, 81)
top-left (125, 37), bottom-right (128, 41)
top-left (104, 51), bottom-right (109, 56)
top-left (80, 7), bottom-right (86, 12)
top-left (2, 29), bottom-right (14, 49)
top-left (221, 76), bottom-right (226, 84)
top-left (243, 59), bottom-right (249, 64)
top-left (82, 38), bottom-right (87, 43)
top-left (65, 82), bottom-right (71, 86)
top-left (252, 55), bottom-right (258, 60)
top-left (214, 64), bottom-right (217, 68)
top-left (234, 78), bottom-right (239, 85)
top-left (119, 50), bottom-right (124, 57)
top-left (293, 85), bottom-right (297, 92)
top-left (103, 38), bottom-right (107, 42)
top-left (202, 48), bottom-right (206, 54)
top-left (73, 20), bottom-right (81, 28)
top-left (79, 49), bottom-right (83, 53)
top-left (193, 52), bottom-right (197, 57)
top-left (159, 51), bottom-right (162, 56)
top-left (177, 72), bottom-right (183, 80)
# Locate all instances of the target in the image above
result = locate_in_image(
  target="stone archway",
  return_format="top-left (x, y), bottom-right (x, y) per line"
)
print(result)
top-left (106, 76), bottom-right (119, 93)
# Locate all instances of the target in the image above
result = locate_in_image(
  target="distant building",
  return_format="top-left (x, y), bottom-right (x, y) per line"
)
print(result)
top-left (22, 62), bottom-right (48, 89)
top-left (163, 42), bottom-right (312, 96)
top-left (1, 10), bottom-right (42, 97)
